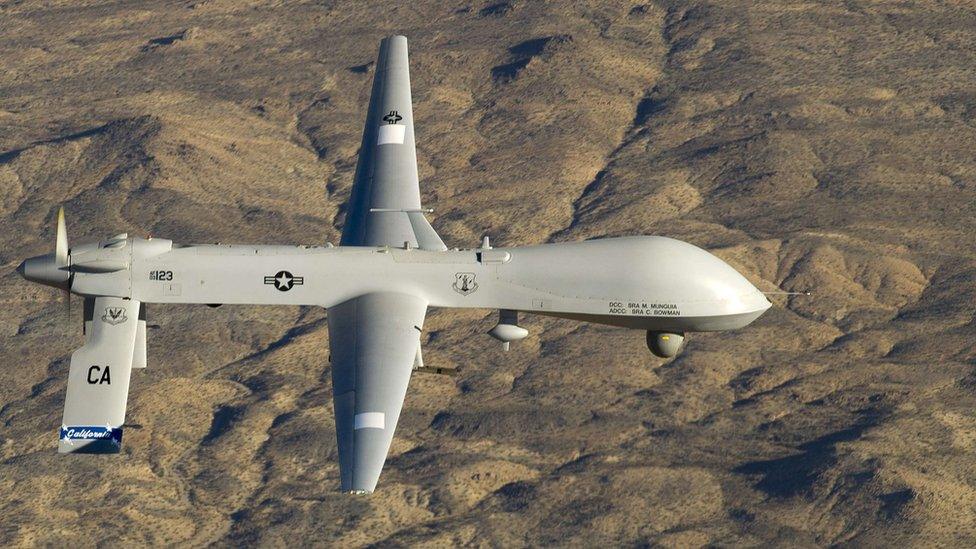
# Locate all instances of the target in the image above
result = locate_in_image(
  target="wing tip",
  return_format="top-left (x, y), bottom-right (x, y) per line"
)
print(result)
top-left (378, 35), bottom-right (409, 71)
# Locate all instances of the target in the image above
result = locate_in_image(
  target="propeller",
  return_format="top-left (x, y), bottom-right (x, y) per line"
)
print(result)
top-left (55, 206), bottom-right (68, 267)
top-left (17, 206), bottom-right (127, 334)
top-left (54, 207), bottom-right (72, 328)
top-left (63, 282), bottom-right (72, 329)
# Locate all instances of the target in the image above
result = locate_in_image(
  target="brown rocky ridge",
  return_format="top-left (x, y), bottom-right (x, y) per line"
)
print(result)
top-left (0, 0), bottom-right (974, 546)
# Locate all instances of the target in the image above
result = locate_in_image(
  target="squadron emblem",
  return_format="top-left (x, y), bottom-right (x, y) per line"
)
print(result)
top-left (452, 272), bottom-right (478, 295)
top-left (101, 307), bottom-right (128, 325)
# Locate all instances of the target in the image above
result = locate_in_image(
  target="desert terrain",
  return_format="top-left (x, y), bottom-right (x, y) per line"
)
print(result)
top-left (1, 0), bottom-right (975, 546)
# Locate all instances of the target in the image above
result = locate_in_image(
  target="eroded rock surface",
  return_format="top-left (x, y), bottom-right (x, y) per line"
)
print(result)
top-left (1, 0), bottom-right (975, 546)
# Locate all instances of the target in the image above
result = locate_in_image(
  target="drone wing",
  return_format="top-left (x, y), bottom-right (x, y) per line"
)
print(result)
top-left (59, 296), bottom-right (140, 453)
top-left (327, 292), bottom-right (427, 493)
top-left (341, 35), bottom-right (445, 251)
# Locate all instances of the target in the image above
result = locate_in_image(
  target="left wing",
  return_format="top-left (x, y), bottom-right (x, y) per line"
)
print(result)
top-left (341, 35), bottom-right (445, 250)
top-left (327, 292), bottom-right (427, 493)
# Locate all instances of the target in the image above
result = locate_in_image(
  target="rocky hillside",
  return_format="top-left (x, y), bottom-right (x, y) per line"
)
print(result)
top-left (1, 0), bottom-right (974, 546)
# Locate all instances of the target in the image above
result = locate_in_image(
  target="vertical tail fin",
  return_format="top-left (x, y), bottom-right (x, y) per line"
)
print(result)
top-left (60, 297), bottom-right (140, 454)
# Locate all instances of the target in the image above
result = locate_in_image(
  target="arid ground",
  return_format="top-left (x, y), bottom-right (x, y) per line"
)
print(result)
top-left (1, 0), bottom-right (975, 546)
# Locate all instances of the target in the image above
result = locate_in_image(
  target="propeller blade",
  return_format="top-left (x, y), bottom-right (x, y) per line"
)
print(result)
top-left (64, 289), bottom-right (71, 330)
top-left (55, 206), bottom-right (68, 267)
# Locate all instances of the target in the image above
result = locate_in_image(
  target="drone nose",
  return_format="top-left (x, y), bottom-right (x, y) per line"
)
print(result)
top-left (16, 260), bottom-right (26, 279)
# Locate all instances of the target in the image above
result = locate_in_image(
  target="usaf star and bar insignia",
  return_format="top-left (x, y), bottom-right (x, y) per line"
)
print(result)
top-left (264, 270), bottom-right (304, 291)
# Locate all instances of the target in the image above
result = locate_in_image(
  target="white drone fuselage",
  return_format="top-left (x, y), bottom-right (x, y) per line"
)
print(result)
top-left (65, 233), bottom-right (770, 333)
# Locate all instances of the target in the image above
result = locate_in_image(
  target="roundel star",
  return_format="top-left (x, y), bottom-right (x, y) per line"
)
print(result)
top-left (274, 271), bottom-right (294, 291)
